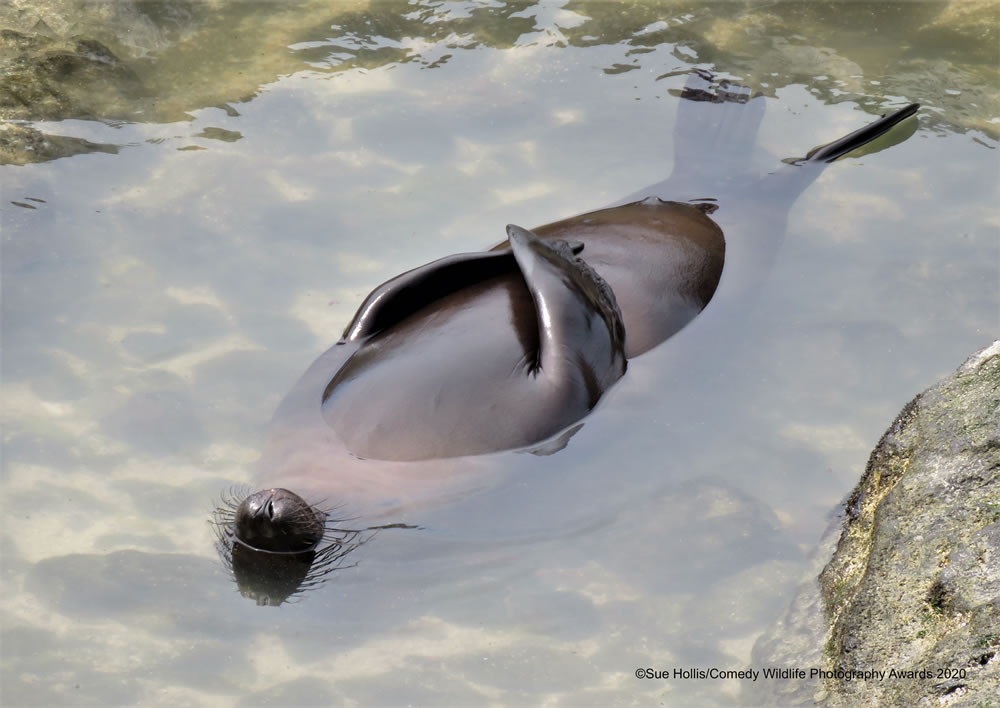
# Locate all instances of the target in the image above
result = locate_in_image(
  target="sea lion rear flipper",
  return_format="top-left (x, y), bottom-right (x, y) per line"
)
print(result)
top-left (506, 224), bottom-right (626, 405)
top-left (342, 241), bottom-right (584, 342)
top-left (674, 70), bottom-right (765, 179)
top-left (803, 103), bottom-right (920, 163)
top-left (614, 70), bottom-right (766, 205)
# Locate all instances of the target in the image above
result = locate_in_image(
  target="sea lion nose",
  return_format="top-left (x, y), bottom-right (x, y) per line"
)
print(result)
top-left (250, 493), bottom-right (277, 521)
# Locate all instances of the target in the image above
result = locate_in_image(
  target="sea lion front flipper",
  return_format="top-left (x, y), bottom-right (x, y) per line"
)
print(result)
top-left (506, 224), bottom-right (627, 407)
top-left (342, 241), bottom-right (584, 343)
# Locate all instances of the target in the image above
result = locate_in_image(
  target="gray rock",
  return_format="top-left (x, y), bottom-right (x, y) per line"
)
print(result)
top-left (748, 341), bottom-right (1000, 706)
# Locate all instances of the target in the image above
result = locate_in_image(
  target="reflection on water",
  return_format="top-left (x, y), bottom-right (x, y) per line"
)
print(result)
top-left (2, 0), bottom-right (998, 705)
top-left (1, 0), bottom-right (997, 157)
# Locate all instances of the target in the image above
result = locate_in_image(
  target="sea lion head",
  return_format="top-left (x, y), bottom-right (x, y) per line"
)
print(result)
top-left (233, 487), bottom-right (325, 552)
top-left (212, 487), bottom-right (367, 605)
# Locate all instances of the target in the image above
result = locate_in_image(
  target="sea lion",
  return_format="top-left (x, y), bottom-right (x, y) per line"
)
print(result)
top-left (213, 72), bottom-right (920, 604)
top-left (319, 227), bottom-right (629, 461)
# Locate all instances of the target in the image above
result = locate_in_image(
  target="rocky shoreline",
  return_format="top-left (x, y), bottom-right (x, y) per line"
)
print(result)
top-left (749, 340), bottom-right (1000, 706)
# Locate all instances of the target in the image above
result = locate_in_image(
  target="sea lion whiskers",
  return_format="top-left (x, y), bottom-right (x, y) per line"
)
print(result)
top-left (212, 487), bottom-right (388, 605)
top-left (212, 487), bottom-right (346, 552)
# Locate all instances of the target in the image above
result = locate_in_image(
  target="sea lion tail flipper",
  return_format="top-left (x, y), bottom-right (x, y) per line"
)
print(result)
top-left (804, 103), bottom-right (920, 163)
top-left (506, 225), bottom-right (626, 404)
top-left (615, 70), bottom-right (765, 205)
top-left (674, 69), bottom-right (765, 176)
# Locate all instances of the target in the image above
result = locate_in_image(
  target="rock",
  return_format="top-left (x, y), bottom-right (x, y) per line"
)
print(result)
top-left (0, 122), bottom-right (119, 165)
top-left (0, 29), bottom-right (144, 122)
top-left (0, 0), bottom-right (193, 58)
top-left (747, 341), bottom-right (1000, 706)
top-left (0, 26), bottom-right (145, 164)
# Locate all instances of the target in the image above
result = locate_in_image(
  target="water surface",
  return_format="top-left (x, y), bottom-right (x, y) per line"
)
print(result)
top-left (2, 1), bottom-right (997, 705)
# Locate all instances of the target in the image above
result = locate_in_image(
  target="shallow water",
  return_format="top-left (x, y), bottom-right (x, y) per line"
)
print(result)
top-left (2, 1), bottom-right (998, 705)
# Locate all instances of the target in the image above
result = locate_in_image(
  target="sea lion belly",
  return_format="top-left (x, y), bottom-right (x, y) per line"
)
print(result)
top-left (322, 273), bottom-right (572, 461)
top-left (323, 200), bottom-right (724, 461)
